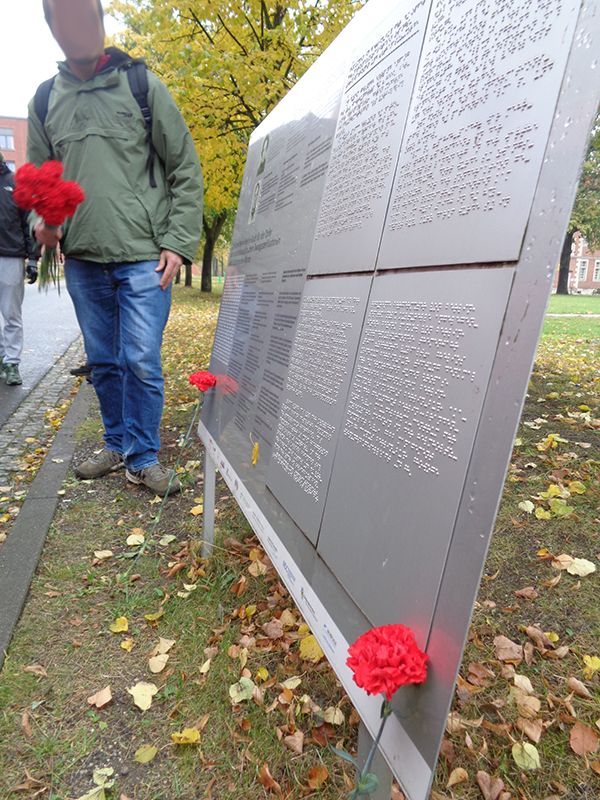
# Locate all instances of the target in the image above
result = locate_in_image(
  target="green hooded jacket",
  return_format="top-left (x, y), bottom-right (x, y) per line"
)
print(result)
top-left (27, 48), bottom-right (203, 264)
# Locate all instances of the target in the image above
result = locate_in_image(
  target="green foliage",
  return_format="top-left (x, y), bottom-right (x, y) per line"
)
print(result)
top-left (568, 109), bottom-right (600, 250)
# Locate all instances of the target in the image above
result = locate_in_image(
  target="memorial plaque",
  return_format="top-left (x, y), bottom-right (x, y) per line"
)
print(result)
top-left (307, 0), bottom-right (429, 275)
top-left (316, 267), bottom-right (513, 639)
top-left (377, 0), bottom-right (580, 268)
top-left (199, 0), bottom-right (600, 796)
top-left (266, 275), bottom-right (371, 542)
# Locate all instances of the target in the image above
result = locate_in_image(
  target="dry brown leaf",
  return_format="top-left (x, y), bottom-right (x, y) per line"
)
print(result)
top-left (22, 664), bottom-right (47, 677)
top-left (391, 783), bottom-right (407, 800)
top-left (307, 766), bottom-right (328, 788)
top-left (552, 553), bottom-right (574, 570)
top-left (262, 619), bottom-right (285, 639)
top-left (446, 767), bottom-right (468, 788)
top-left (544, 645), bottom-right (569, 660)
top-left (524, 625), bottom-right (554, 650)
top-left (87, 685), bottom-right (112, 709)
top-left (566, 676), bottom-right (592, 698)
top-left (205, 776), bottom-right (217, 800)
top-left (516, 716), bottom-right (544, 743)
top-left (515, 586), bottom-right (538, 599)
top-left (283, 730), bottom-right (304, 754)
top-left (230, 575), bottom-right (248, 596)
top-left (468, 663), bottom-right (494, 686)
top-left (524, 641), bottom-right (535, 666)
top-left (541, 574), bottom-right (561, 588)
top-left (259, 763), bottom-right (281, 794)
top-left (570, 721), bottom-right (599, 755)
top-left (493, 636), bottom-right (523, 663)
top-left (514, 674), bottom-right (534, 694)
top-left (312, 723), bottom-right (336, 746)
top-left (476, 770), bottom-right (505, 800)
top-left (515, 691), bottom-right (541, 719)
top-left (21, 710), bottom-right (32, 738)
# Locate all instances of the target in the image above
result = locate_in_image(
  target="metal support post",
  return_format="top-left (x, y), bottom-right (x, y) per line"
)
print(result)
top-left (357, 720), bottom-right (394, 800)
top-left (202, 447), bottom-right (216, 558)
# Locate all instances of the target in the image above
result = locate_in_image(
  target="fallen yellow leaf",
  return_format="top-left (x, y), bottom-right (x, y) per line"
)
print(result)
top-left (299, 634), bottom-right (324, 664)
top-left (171, 727), bottom-right (200, 744)
top-left (133, 744), bottom-right (158, 764)
top-left (109, 617), bottom-right (128, 634)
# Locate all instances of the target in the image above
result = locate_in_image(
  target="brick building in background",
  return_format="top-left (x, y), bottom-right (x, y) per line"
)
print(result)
top-left (0, 117), bottom-right (28, 172)
top-left (554, 231), bottom-right (600, 293)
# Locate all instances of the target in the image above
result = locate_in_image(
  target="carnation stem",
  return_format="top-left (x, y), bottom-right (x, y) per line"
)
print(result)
top-left (352, 699), bottom-right (392, 798)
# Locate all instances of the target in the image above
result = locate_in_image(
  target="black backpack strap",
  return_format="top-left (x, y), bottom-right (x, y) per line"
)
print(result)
top-left (127, 63), bottom-right (157, 188)
top-left (34, 76), bottom-right (57, 159)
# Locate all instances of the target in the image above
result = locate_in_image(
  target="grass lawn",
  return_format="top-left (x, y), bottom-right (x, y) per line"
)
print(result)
top-left (0, 284), bottom-right (599, 800)
top-left (547, 294), bottom-right (600, 315)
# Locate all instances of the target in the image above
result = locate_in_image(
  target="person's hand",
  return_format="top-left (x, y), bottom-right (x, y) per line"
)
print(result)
top-left (156, 249), bottom-right (184, 289)
top-left (26, 261), bottom-right (38, 284)
top-left (33, 221), bottom-right (62, 248)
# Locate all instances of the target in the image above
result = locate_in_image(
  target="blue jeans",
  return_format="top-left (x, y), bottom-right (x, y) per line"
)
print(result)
top-left (65, 258), bottom-right (171, 471)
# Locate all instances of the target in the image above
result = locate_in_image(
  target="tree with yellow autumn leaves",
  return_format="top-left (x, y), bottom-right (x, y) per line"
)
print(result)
top-left (110, 0), bottom-right (365, 290)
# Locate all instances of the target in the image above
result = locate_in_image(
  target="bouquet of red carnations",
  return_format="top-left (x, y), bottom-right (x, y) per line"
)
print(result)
top-left (14, 160), bottom-right (85, 290)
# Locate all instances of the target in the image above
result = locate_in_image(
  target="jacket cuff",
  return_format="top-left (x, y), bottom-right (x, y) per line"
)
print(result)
top-left (159, 236), bottom-right (193, 265)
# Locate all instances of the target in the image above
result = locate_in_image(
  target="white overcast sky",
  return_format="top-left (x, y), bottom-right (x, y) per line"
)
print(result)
top-left (0, 1), bottom-right (124, 119)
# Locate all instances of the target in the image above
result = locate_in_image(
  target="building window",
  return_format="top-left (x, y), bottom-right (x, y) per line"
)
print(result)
top-left (0, 128), bottom-right (15, 150)
top-left (579, 260), bottom-right (588, 281)
top-left (5, 161), bottom-right (16, 173)
top-left (594, 260), bottom-right (600, 282)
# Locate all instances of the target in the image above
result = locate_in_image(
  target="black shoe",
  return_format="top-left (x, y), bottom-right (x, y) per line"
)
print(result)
top-left (70, 363), bottom-right (92, 376)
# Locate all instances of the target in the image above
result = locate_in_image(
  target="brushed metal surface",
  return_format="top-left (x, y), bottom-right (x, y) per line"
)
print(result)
top-left (377, 0), bottom-right (580, 268)
top-left (307, 0), bottom-right (430, 275)
top-left (316, 267), bottom-right (513, 640)
top-left (266, 274), bottom-right (371, 542)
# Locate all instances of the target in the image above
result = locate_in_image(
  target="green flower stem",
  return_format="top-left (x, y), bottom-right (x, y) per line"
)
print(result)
top-left (123, 397), bottom-right (202, 576)
top-left (352, 699), bottom-right (392, 798)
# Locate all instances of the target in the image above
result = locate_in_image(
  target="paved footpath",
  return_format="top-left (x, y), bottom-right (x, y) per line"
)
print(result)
top-left (0, 336), bottom-right (85, 486)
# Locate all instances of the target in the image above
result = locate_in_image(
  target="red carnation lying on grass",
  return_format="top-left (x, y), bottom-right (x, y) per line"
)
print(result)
top-left (346, 624), bottom-right (428, 701)
top-left (189, 371), bottom-right (217, 391)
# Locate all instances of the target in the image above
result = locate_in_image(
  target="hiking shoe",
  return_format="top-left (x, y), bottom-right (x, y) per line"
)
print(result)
top-left (5, 364), bottom-right (22, 385)
top-left (70, 362), bottom-right (92, 376)
top-left (126, 463), bottom-right (180, 496)
top-left (74, 449), bottom-right (124, 479)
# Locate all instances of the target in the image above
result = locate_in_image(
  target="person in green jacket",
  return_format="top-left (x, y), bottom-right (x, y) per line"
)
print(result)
top-left (28, 0), bottom-right (203, 497)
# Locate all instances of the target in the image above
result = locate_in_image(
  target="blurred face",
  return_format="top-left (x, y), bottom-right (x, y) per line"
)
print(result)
top-left (46, 0), bottom-right (105, 65)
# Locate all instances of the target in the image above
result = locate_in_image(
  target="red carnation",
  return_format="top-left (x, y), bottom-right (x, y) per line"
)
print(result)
top-left (13, 160), bottom-right (85, 291)
top-left (346, 624), bottom-right (428, 701)
top-left (189, 371), bottom-right (217, 391)
top-left (14, 160), bottom-right (85, 226)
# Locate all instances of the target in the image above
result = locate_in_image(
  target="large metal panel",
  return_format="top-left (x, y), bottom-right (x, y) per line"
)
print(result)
top-left (201, 0), bottom-right (410, 497)
top-left (266, 275), bottom-right (372, 543)
top-left (198, 0), bottom-right (600, 796)
top-left (317, 267), bottom-right (513, 639)
top-left (377, 0), bottom-right (580, 268)
top-left (307, 0), bottom-right (430, 275)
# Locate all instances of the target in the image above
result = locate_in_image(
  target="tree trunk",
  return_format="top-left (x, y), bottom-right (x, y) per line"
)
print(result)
top-left (185, 263), bottom-right (193, 287)
top-left (202, 210), bottom-right (228, 292)
top-left (175, 267), bottom-right (181, 284)
top-left (557, 229), bottom-right (574, 295)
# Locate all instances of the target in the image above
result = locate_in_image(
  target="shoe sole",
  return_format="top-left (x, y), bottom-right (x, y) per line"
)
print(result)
top-left (73, 462), bottom-right (124, 479)
top-left (125, 469), bottom-right (180, 496)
